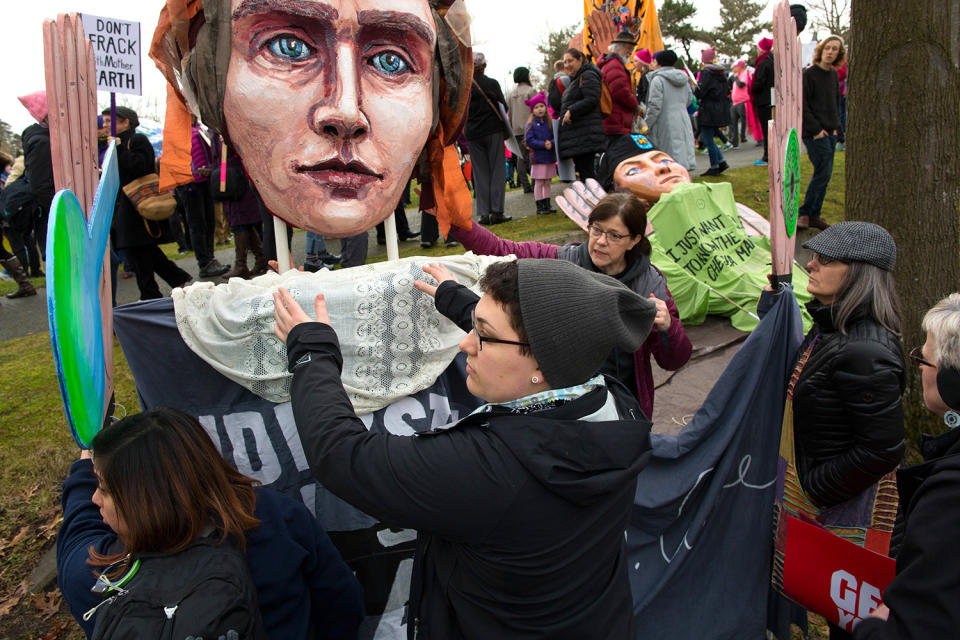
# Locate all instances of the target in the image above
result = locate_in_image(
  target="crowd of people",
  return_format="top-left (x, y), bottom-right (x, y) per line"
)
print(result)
top-left (462, 8), bottom-right (846, 233)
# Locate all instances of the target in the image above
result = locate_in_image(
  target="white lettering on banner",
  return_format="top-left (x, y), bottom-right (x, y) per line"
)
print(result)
top-left (274, 402), bottom-right (310, 472)
top-left (80, 14), bottom-right (142, 95)
top-left (830, 569), bottom-right (882, 631)
top-left (429, 393), bottom-right (460, 426)
top-left (223, 412), bottom-right (282, 485)
top-left (651, 455), bottom-right (777, 564)
top-left (193, 391), bottom-right (467, 524)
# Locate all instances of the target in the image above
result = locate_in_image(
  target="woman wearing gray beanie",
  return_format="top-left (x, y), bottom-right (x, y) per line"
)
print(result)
top-left (448, 192), bottom-right (692, 418)
top-left (273, 259), bottom-right (657, 639)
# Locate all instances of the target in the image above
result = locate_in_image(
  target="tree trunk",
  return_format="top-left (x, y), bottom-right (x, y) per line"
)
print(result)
top-left (848, 1), bottom-right (960, 451)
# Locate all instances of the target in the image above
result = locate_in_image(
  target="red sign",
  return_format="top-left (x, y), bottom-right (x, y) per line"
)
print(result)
top-left (782, 515), bottom-right (896, 632)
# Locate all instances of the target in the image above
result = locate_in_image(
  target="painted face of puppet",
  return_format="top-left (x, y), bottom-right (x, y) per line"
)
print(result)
top-left (613, 151), bottom-right (691, 202)
top-left (223, 0), bottom-right (437, 237)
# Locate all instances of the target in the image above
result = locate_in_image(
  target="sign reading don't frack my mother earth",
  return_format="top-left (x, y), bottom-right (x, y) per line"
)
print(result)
top-left (80, 14), bottom-right (141, 95)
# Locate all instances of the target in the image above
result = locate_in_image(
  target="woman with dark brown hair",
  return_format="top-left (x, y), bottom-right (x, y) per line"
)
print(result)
top-left (446, 192), bottom-right (692, 417)
top-left (56, 408), bottom-right (364, 639)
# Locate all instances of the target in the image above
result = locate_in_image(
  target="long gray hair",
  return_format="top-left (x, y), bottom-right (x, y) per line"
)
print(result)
top-left (833, 261), bottom-right (902, 336)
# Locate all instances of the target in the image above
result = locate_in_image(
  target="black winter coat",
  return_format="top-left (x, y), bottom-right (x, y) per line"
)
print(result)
top-left (751, 54), bottom-right (775, 109)
top-left (558, 62), bottom-right (606, 159)
top-left (853, 427), bottom-right (960, 640)
top-left (286, 281), bottom-right (652, 640)
top-left (21, 123), bottom-right (55, 213)
top-left (792, 300), bottom-right (906, 508)
top-left (695, 65), bottom-right (732, 128)
top-left (465, 74), bottom-right (507, 141)
top-left (110, 128), bottom-right (173, 249)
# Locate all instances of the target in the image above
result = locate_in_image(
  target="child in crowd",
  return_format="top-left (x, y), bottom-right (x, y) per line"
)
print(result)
top-left (523, 93), bottom-right (557, 215)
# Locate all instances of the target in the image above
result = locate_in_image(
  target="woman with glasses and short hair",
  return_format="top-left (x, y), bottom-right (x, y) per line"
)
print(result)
top-left (853, 293), bottom-right (960, 639)
top-left (446, 192), bottom-right (691, 418)
top-left (273, 258), bottom-right (658, 638)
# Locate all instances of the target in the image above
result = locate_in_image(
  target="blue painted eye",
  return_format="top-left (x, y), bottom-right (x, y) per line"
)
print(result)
top-left (267, 36), bottom-right (312, 62)
top-left (371, 52), bottom-right (410, 76)
top-left (626, 168), bottom-right (640, 176)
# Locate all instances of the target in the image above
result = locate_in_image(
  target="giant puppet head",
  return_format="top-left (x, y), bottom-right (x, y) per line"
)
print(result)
top-left (613, 150), bottom-right (691, 202)
top-left (151, 0), bottom-right (473, 237)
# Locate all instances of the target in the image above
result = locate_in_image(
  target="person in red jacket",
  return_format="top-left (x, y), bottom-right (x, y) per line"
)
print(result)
top-left (599, 31), bottom-right (640, 147)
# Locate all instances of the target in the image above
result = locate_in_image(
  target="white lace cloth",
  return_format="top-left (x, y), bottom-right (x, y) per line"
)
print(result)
top-left (172, 253), bottom-right (509, 413)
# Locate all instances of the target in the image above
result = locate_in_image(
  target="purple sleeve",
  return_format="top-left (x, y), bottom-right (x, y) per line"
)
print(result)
top-left (449, 222), bottom-right (559, 259)
top-left (190, 128), bottom-right (211, 181)
top-left (525, 125), bottom-right (545, 150)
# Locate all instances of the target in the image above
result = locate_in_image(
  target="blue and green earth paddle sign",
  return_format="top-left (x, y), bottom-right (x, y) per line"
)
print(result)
top-left (783, 128), bottom-right (800, 237)
top-left (46, 143), bottom-right (119, 447)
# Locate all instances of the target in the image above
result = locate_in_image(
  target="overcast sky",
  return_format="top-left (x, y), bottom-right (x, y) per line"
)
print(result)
top-left (2, 0), bottom-right (782, 135)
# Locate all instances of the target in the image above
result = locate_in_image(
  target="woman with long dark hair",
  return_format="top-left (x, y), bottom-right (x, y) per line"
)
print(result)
top-left (447, 192), bottom-right (691, 418)
top-left (57, 408), bottom-right (364, 639)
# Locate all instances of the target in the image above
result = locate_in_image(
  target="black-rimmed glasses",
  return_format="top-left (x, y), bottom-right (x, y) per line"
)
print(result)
top-left (909, 346), bottom-right (936, 369)
top-left (471, 309), bottom-right (529, 351)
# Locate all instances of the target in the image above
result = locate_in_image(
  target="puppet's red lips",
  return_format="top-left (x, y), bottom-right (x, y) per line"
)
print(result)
top-left (297, 160), bottom-right (383, 190)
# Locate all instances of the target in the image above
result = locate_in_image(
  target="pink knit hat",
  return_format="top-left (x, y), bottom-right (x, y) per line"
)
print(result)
top-left (758, 37), bottom-right (773, 52)
top-left (525, 92), bottom-right (547, 110)
top-left (18, 91), bottom-right (48, 123)
top-left (733, 60), bottom-right (747, 68)
top-left (701, 47), bottom-right (716, 63)
top-left (633, 48), bottom-right (653, 66)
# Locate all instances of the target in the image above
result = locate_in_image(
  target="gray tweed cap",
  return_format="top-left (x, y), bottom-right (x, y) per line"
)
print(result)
top-left (516, 259), bottom-right (657, 389)
top-left (802, 221), bottom-right (897, 271)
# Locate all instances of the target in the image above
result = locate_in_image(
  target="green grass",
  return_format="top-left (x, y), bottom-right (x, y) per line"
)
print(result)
top-left (695, 150), bottom-right (846, 224)
top-left (0, 335), bottom-right (137, 639)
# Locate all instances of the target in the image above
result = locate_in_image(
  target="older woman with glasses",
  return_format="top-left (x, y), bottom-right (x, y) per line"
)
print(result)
top-left (789, 222), bottom-right (905, 515)
top-left (446, 192), bottom-right (691, 418)
top-left (273, 259), bottom-right (658, 638)
top-left (853, 293), bottom-right (960, 639)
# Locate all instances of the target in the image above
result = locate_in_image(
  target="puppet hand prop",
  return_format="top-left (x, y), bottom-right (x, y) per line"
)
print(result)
top-left (586, 10), bottom-right (617, 61)
top-left (273, 287), bottom-right (330, 345)
top-left (557, 179), bottom-right (608, 232)
top-left (47, 143), bottom-right (119, 447)
top-left (413, 263), bottom-right (459, 298)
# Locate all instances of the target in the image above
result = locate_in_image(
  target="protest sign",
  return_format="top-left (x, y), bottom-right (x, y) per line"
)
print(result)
top-left (80, 14), bottom-right (141, 95)
top-left (647, 181), bottom-right (812, 332)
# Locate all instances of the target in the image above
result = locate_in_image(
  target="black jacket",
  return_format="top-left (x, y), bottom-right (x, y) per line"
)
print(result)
top-left (287, 282), bottom-right (652, 640)
top-left (558, 62), bottom-right (606, 159)
top-left (21, 123), bottom-right (55, 212)
top-left (110, 128), bottom-right (172, 249)
top-left (695, 64), bottom-right (732, 127)
top-left (853, 427), bottom-right (960, 639)
top-left (801, 64), bottom-right (841, 139)
top-left (792, 300), bottom-right (906, 508)
top-left (751, 54), bottom-right (775, 109)
top-left (465, 74), bottom-right (507, 140)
